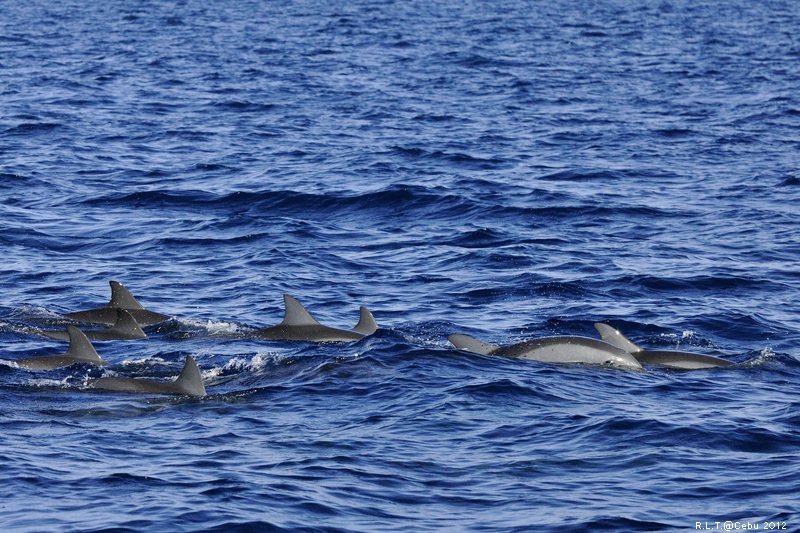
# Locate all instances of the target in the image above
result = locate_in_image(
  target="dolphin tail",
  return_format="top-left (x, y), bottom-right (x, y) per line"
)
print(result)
top-left (448, 334), bottom-right (500, 355)
top-left (108, 281), bottom-right (146, 310)
top-left (353, 306), bottom-right (378, 335)
top-left (593, 323), bottom-right (642, 353)
top-left (66, 325), bottom-right (108, 365)
top-left (111, 309), bottom-right (148, 339)
top-left (280, 294), bottom-right (322, 326)
top-left (173, 356), bottom-right (206, 396)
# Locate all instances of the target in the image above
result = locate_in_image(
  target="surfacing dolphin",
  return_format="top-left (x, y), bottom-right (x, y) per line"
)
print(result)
top-left (11, 325), bottom-right (108, 370)
top-left (64, 280), bottom-right (171, 326)
top-left (41, 309), bottom-right (147, 341)
top-left (448, 332), bottom-right (643, 371)
top-left (90, 356), bottom-right (206, 396)
top-left (252, 294), bottom-right (378, 342)
top-left (593, 323), bottom-right (734, 369)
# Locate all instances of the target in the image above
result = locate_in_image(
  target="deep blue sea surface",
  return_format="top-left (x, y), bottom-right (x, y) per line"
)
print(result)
top-left (2, 0), bottom-right (800, 531)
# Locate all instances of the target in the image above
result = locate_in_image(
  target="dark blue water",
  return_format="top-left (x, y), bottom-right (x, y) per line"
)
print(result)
top-left (2, 0), bottom-right (800, 530)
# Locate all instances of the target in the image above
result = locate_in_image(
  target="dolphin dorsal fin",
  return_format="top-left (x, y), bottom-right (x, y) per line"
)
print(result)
top-left (107, 281), bottom-right (145, 310)
top-left (110, 309), bottom-right (147, 338)
top-left (353, 306), bottom-right (378, 335)
top-left (65, 325), bottom-right (107, 365)
top-left (448, 334), bottom-right (500, 356)
top-left (594, 323), bottom-right (642, 353)
top-left (174, 356), bottom-right (206, 396)
top-left (280, 295), bottom-right (321, 326)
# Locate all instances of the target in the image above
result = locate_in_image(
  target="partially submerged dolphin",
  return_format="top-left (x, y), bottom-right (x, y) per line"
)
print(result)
top-left (593, 323), bottom-right (734, 369)
top-left (252, 294), bottom-right (378, 342)
top-left (65, 280), bottom-right (171, 326)
top-left (41, 309), bottom-right (147, 341)
top-left (448, 333), bottom-right (643, 371)
top-left (11, 325), bottom-right (108, 370)
top-left (90, 356), bottom-right (206, 396)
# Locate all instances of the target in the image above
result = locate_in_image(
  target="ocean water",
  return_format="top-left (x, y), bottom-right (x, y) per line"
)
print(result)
top-left (2, 0), bottom-right (800, 530)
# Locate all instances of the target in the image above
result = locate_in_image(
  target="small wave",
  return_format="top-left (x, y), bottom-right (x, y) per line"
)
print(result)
top-left (5, 122), bottom-right (63, 135)
top-left (389, 145), bottom-right (511, 169)
top-left (654, 127), bottom-right (695, 137)
top-left (0, 173), bottom-right (30, 187)
top-left (447, 228), bottom-right (515, 249)
top-left (614, 274), bottom-right (763, 293)
top-left (210, 101), bottom-right (277, 113)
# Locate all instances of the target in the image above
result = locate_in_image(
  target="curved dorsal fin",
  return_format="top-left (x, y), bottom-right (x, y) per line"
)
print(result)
top-left (110, 309), bottom-right (147, 338)
top-left (173, 356), bottom-right (206, 396)
top-left (448, 334), bottom-right (500, 355)
top-left (280, 295), bottom-right (321, 326)
top-left (107, 281), bottom-right (145, 310)
top-left (65, 325), bottom-right (107, 365)
top-left (353, 306), bottom-right (378, 335)
top-left (594, 323), bottom-right (642, 353)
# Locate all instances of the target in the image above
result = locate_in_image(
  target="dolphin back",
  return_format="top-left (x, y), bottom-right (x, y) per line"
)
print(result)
top-left (108, 309), bottom-right (147, 339)
top-left (353, 306), bottom-right (378, 335)
top-left (280, 294), bottom-right (321, 326)
top-left (448, 334), bottom-right (499, 355)
top-left (65, 325), bottom-right (107, 365)
top-left (594, 323), bottom-right (642, 353)
top-left (90, 356), bottom-right (206, 396)
top-left (254, 295), bottom-right (375, 342)
top-left (634, 350), bottom-right (734, 369)
top-left (595, 323), bottom-right (734, 369)
top-left (14, 326), bottom-right (107, 370)
top-left (65, 280), bottom-right (170, 325)
top-left (108, 281), bottom-right (146, 309)
top-left (173, 356), bottom-right (206, 396)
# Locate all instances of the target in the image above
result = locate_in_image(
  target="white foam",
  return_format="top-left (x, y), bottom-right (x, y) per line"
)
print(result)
top-left (25, 376), bottom-right (72, 388)
top-left (180, 318), bottom-right (244, 335)
top-left (14, 305), bottom-right (64, 320)
top-left (220, 351), bottom-right (286, 374)
top-left (750, 347), bottom-right (776, 365)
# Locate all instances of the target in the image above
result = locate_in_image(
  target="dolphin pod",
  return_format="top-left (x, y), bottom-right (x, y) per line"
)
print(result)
top-left (252, 294), bottom-right (378, 342)
top-left (8, 285), bottom-right (380, 397)
top-left (6, 280), bottom-right (741, 396)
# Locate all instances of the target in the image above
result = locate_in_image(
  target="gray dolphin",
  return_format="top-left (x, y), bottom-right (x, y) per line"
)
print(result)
top-left (90, 356), bottom-right (206, 396)
top-left (11, 325), bottom-right (108, 370)
top-left (41, 309), bottom-right (147, 341)
top-left (593, 323), bottom-right (734, 369)
top-left (64, 280), bottom-right (171, 326)
top-left (448, 333), bottom-right (643, 371)
top-left (252, 294), bottom-right (378, 342)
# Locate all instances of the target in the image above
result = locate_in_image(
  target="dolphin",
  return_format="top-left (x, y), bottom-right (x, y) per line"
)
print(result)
top-left (448, 333), bottom-right (643, 370)
top-left (10, 325), bottom-right (108, 370)
top-left (64, 280), bottom-right (171, 326)
top-left (90, 356), bottom-right (206, 396)
top-left (40, 309), bottom-right (147, 341)
top-left (252, 294), bottom-right (378, 342)
top-left (593, 323), bottom-right (734, 369)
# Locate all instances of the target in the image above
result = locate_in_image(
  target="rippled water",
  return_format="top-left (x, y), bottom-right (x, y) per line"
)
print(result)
top-left (2, 0), bottom-right (800, 531)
